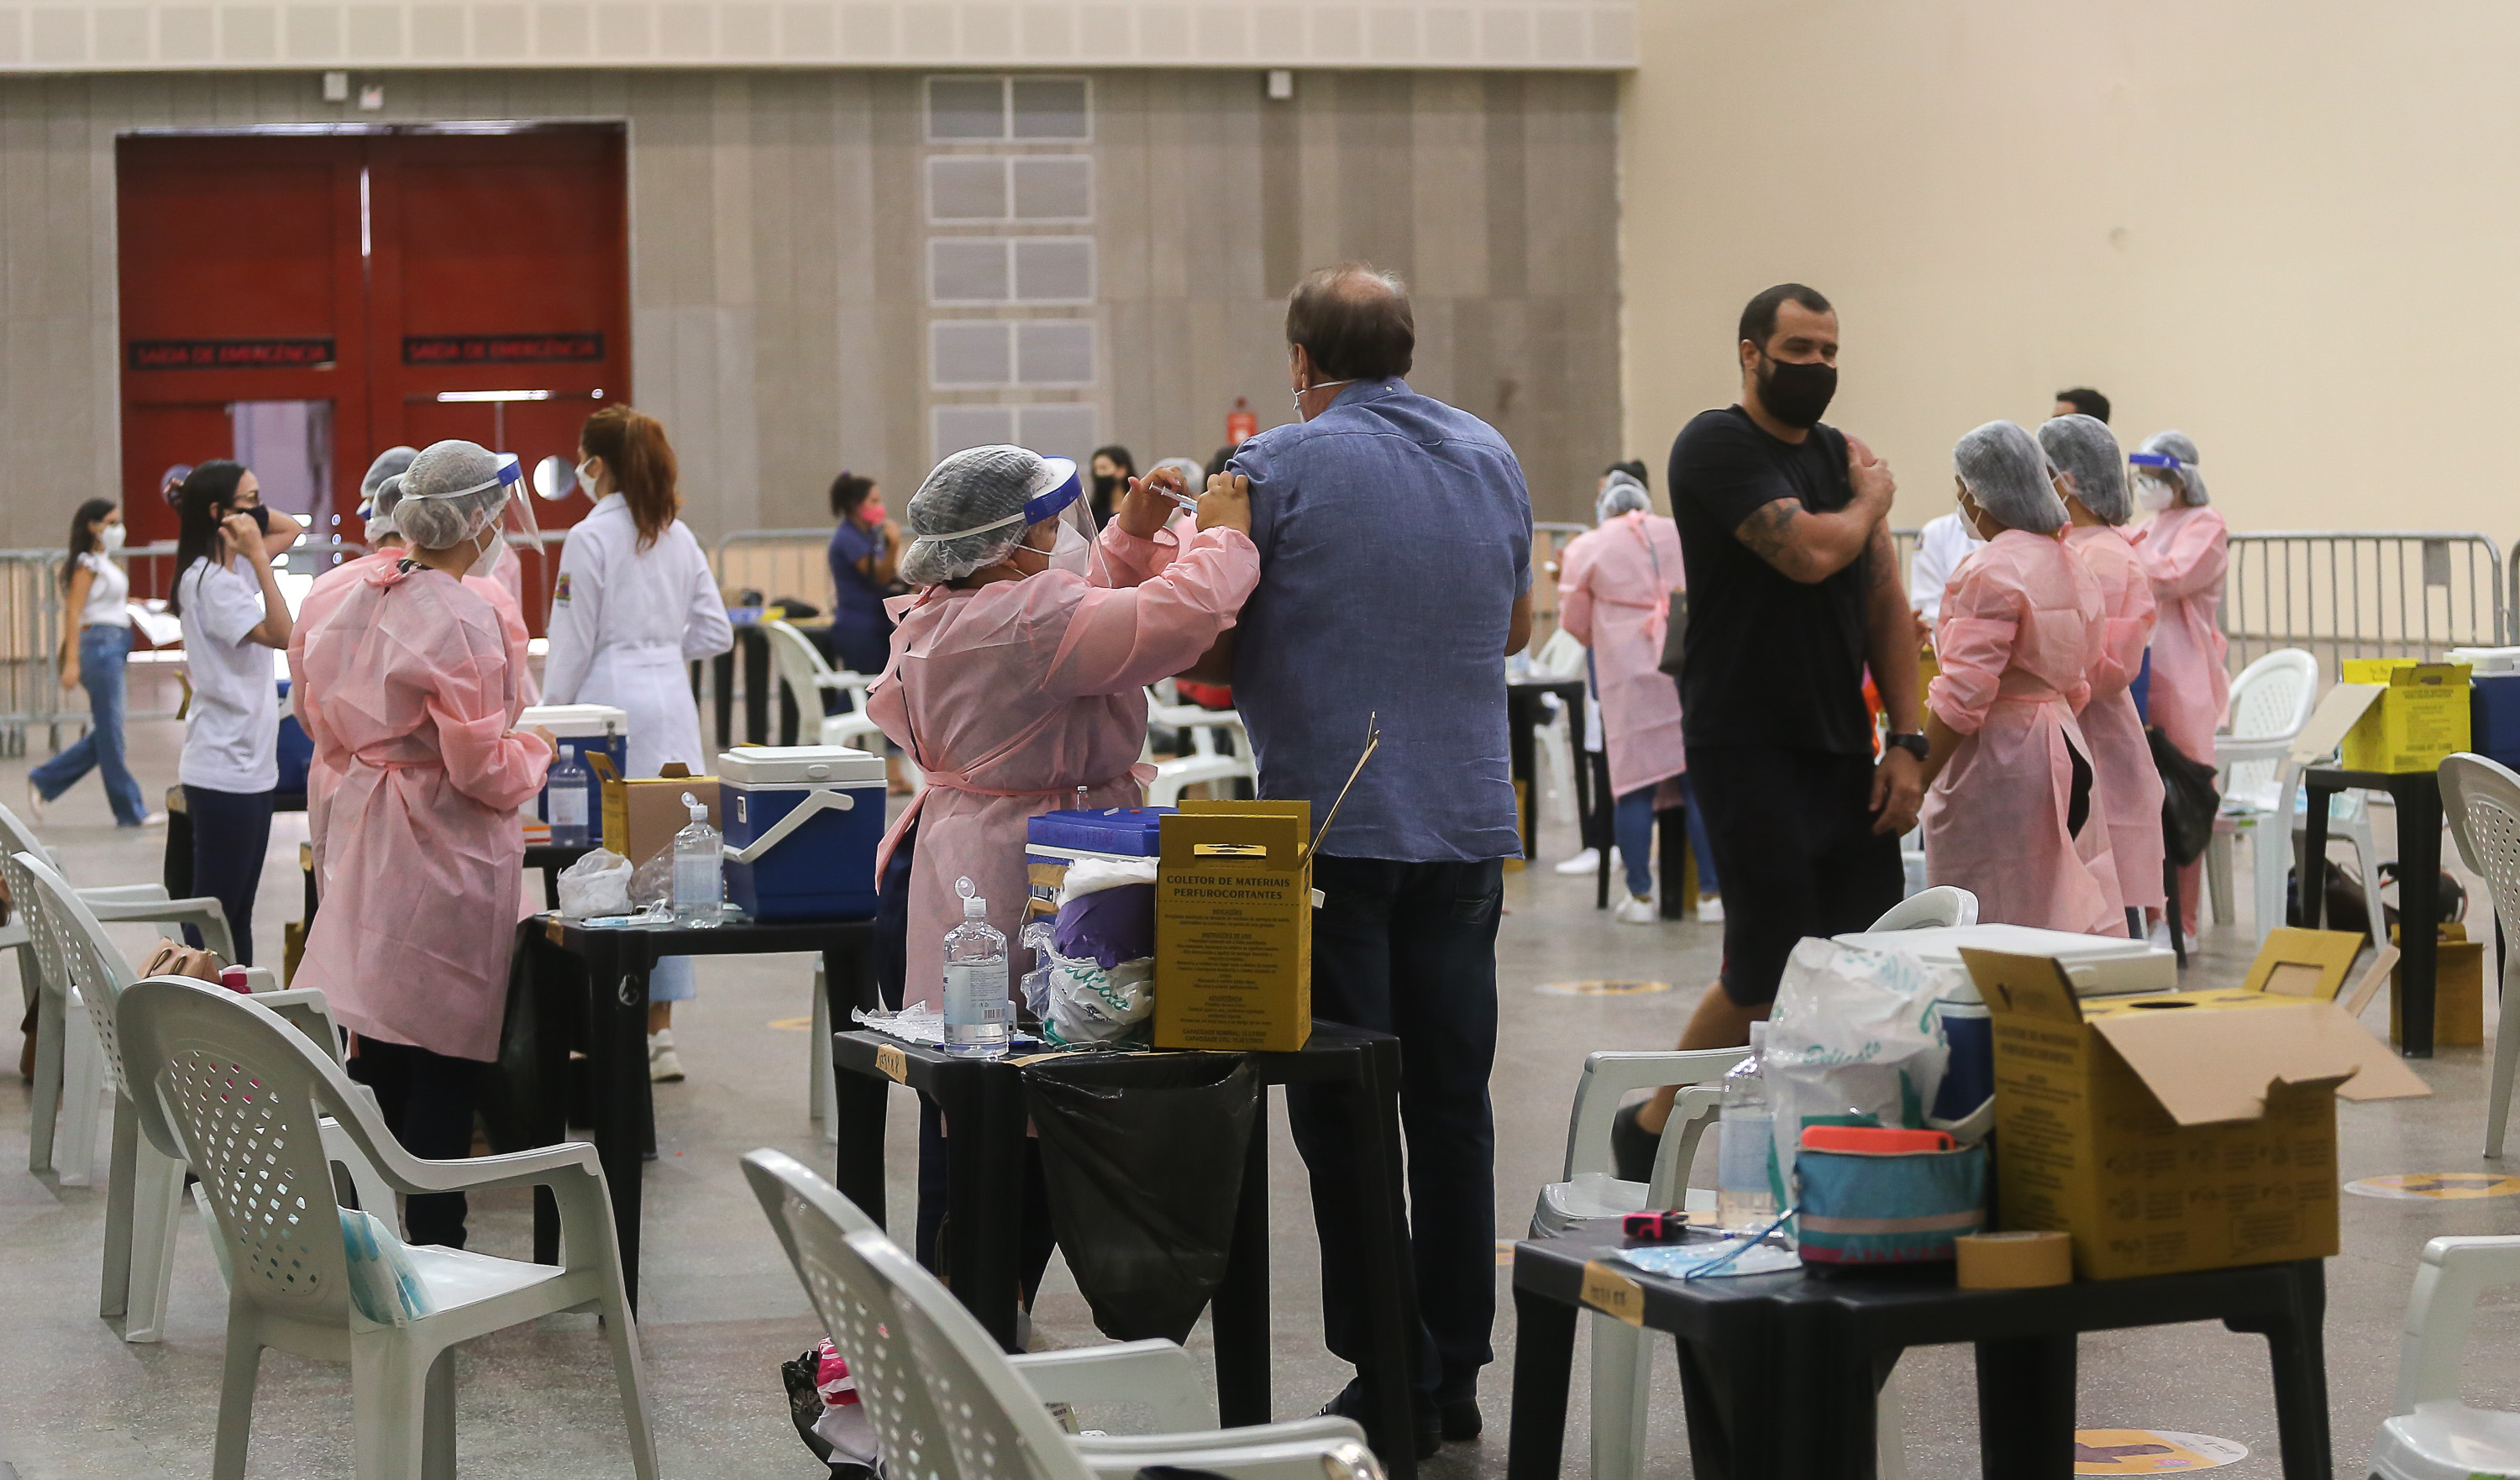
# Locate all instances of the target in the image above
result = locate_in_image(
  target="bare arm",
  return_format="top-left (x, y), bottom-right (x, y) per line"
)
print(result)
top-left (1731, 434), bottom-right (1895, 585)
top-left (1508, 589), bottom-right (1533, 655)
top-left (59, 564), bottom-right (93, 687)
top-left (260, 507), bottom-right (305, 560)
top-left (1861, 518), bottom-right (1924, 834)
top-left (234, 535), bottom-right (293, 649)
top-left (857, 522), bottom-right (902, 586)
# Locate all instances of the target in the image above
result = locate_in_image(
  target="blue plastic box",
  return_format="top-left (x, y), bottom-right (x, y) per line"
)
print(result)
top-left (2473, 674), bottom-right (2520, 771)
top-left (1024, 807), bottom-right (1173, 912)
top-left (720, 746), bottom-right (887, 921)
top-left (518, 704), bottom-right (628, 846)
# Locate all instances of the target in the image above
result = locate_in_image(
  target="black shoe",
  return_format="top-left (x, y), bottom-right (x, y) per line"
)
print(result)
top-left (1321, 1378), bottom-right (1440, 1462)
top-left (1440, 1399), bottom-right (1482, 1441)
top-left (1610, 1100), bottom-right (1660, 1183)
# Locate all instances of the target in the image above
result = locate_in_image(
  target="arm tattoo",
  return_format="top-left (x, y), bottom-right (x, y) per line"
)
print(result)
top-left (1864, 520), bottom-right (1899, 597)
top-left (1734, 498), bottom-right (1803, 569)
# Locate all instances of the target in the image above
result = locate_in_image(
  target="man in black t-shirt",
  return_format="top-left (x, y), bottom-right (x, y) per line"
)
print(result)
top-left (1617, 283), bottom-right (1925, 1173)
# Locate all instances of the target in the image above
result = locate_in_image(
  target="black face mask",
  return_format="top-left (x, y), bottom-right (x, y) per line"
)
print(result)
top-left (1755, 353), bottom-right (1838, 429)
top-left (236, 504), bottom-right (271, 533)
top-left (1091, 474), bottom-right (1120, 502)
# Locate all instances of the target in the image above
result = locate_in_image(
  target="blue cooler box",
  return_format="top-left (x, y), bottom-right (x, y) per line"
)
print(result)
top-left (1023, 807), bottom-right (1173, 912)
top-left (721, 745), bottom-right (886, 921)
top-left (518, 704), bottom-right (628, 845)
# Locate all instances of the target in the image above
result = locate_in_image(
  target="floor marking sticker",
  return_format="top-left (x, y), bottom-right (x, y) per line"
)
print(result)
top-left (2072, 1430), bottom-right (2248, 1472)
top-left (1532, 979), bottom-right (1672, 997)
top-left (768, 1016), bottom-right (814, 1031)
top-left (1496, 1240), bottom-right (1517, 1266)
top-left (2345, 1173), bottom-right (2520, 1200)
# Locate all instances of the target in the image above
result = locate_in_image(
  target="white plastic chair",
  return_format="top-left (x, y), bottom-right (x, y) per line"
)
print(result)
top-left (763, 617), bottom-right (887, 751)
top-left (118, 978), bottom-right (658, 1480)
top-left (1, 799), bottom-right (235, 1178)
top-left (2441, 755), bottom-right (2520, 1157)
top-left (2203, 649), bottom-right (2387, 938)
top-left (14, 851), bottom-right (383, 1343)
top-left (2370, 1235), bottom-right (2520, 1478)
top-left (1146, 681), bottom-right (1256, 806)
top-left (742, 1148), bottom-right (1376, 1480)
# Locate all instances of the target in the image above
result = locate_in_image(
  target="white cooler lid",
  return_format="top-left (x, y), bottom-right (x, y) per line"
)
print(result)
top-left (518, 703), bottom-right (628, 737)
top-left (1831, 923), bottom-right (2176, 995)
top-left (718, 745), bottom-right (886, 785)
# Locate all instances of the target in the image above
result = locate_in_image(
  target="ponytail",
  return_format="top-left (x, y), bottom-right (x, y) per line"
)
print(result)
top-left (580, 404), bottom-right (680, 550)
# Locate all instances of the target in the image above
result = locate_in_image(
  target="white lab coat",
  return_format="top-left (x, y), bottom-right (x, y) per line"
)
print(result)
top-left (542, 494), bottom-right (733, 778)
top-left (1908, 510), bottom-right (1987, 627)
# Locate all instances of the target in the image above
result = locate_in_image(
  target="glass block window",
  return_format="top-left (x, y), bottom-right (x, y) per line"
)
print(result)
top-left (932, 403), bottom-right (1098, 464)
top-left (927, 156), bottom-right (1093, 223)
top-left (925, 76), bottom-right (1091, 143)
top-left (929, 239), bottom-right (1095, 306)
top-left (928, 321), bottom-right (1096, 390)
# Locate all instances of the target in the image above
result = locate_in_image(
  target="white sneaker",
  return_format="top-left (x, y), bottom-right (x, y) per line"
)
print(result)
top-left (1696, 895), bottom-right (1725, 923)
top-left (648, 1030), bottom-right (685, 1083)
top-left (1556, 847), bottom-right (1615, 876)
top-left (1614, 894), bottom-right (1658, 925)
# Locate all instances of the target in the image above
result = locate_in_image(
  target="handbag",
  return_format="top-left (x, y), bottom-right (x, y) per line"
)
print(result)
top-left (140, 937), bottom-right (228, 986)
top-left (2148, 727), bottom-right (2221, 866)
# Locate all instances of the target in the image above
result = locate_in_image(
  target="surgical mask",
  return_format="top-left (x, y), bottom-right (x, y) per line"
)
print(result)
top-left (98, 523), bottom-right (126, 553)
top-left (1294, 378), bottom-right (1357, 419)
top-left (2135, 475), bottom-right (2178, 512)
top-left (1045, 522), bottom-right (1091, 576)
top-left (575, 459), bottom-right (601, 497)
top-left (473, 522), bottom-right (501, 564)
top-left (1754, 354), bottom-right (1837, 429)
top-left (859, 495), bottom-right (887, 525)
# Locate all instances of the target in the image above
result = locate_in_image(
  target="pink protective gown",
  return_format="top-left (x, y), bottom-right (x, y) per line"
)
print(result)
top-left (2065, 524), bottom-right (2167, 911)
top-left (292, 562), bottom-right (550, 1061)
top-left (870, 520), bottom-right (1260, 1009)
top-left (294, 552), bottom-right (538, 889)
top-left (1557, 511), bottom-right (1687, 799)
top-left (2132, 502), bottom-right (2229, 932)
top-left (1924, 529), bottom-right (2127, 937)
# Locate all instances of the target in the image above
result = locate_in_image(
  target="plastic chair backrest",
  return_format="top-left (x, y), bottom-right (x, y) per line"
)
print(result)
top-left (1866, 885), bottom-right (1979, 931)
top-left (763, 619), bottom-right (838, 732)
top-left (0, 800), bottom-right (45, 863)
top-left (113, 978), bottom-right (355, 1327)
top-left (740, 1150), bottom-right (958, 1480)
top-left (13, 851), bottom-right (138, 1095)
top-left (2, 846), bottom-right (58, 989)
top-left (2442, 755), bottom-right (2520, 963)
top-left (2227, 648), bottom-right (2318, 742)
top-left (1531, 628), bottom-right (1586, 680)
top-left (860, 1229), bottom-right (1093, 1480)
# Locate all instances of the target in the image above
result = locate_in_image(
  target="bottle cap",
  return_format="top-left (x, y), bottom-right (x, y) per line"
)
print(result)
top-left (955, 875), bottom-right (986, 919)
top-left (682, 790), bottom-right (706, 822)
top-left (1747, 1021), bottom-right (1767, 1049)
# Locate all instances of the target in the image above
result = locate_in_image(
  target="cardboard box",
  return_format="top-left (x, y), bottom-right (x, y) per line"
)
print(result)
top-left (595, 758), bottom-right (719, 869)
top-left (2391, 922), bottom-right (2485, 1047)
top-left (2339, 659), bottom-right (2471, 773)
top-left (1967, 948), bottom-right (2429, 1280)
top-left (2240, 927), bottom-right (2366, 1001)
top-left (1154, 800), bottom-right (1314, 1052)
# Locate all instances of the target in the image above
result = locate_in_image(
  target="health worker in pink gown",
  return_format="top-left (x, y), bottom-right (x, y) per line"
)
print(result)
top-left (2041, 414), bottom-right (2166, 926)
top-left (1920, 420), bottom-right (2126, 937)
top-left (870, 446), bottom-right (1261, 1012)
top-left (2129, 429), bottom-right (2229, 935)
top-left (292, 440), bottom-right (554, 1249)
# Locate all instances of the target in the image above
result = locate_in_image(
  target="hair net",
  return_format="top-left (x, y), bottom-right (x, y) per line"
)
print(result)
top-left (396, 439), bottom-right (514, 549)
top-left (1596, 470), bottom-right (1651, 524)
top-left (2035, 414), bottom-right (2129, 525)
top-left (361, 446), bottom-right (417, 502)
top-left (1953, 420), bottom-right (2066, 535)
top-left (900, 445), bottom-right (1068, 586)
top-left (2131, 430), bottom-right (2208, 506)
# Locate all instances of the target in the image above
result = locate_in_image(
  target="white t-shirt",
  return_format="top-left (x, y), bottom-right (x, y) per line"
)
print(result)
top-left (76, 553), bottom-right (131, 628)
top-left (177, 557), bottom-right (278, 793)
top-left (1908, 510), bottom-right (1988, 628)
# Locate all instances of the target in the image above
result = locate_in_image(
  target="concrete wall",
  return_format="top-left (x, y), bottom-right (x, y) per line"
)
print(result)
top-left (0, 66), bottom-right (1619, 550)
top-left (1620, 1), bottom-right (2520, 545)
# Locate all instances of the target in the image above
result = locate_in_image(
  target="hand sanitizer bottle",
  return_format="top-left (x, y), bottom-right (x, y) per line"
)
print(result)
top-left (669, 792), bottom-right (722, 927)
top-left (1717, 1021), bottom-right (1777, 1231)
top-left (942, 876), bottom-right (1011, 1058)
top-left (546, 748), bottom-right (590, 848)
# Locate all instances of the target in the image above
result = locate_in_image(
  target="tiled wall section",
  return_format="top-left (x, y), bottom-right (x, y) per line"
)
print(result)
top-left (0, 2), bottom-right (1633, 71)
top-left (0, 67), bottom-right (1620, 546)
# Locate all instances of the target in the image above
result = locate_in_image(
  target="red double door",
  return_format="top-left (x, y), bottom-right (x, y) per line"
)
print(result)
top-left (116, 126), bottom-right (628, 631)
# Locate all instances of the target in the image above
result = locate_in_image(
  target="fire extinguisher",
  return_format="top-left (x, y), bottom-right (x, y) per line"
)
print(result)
top-left (1226, 396), bottom-right (1258, 447)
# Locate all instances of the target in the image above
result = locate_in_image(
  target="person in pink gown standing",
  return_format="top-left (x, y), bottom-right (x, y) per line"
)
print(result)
top-left (1919, 420), bottom-right (2125, 936)
top-left (2041, 415), bottom-right (2166, 932)
top-left (2129, 429), bottom-right (2229, 935)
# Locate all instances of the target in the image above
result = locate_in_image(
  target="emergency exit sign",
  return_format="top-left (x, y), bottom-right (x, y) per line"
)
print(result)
top-left (402, 333), bottom-right (605, 365)
top-left (128, 338), bottom-right (336, 370)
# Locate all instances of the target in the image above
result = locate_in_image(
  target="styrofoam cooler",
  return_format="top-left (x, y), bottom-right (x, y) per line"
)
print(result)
top-left (720, 746), bottom-right (886, 921)
top-left (518, 703), bottom-right (627, 844)
top-left (1023, 806), bottom-right (1173, 914)
top-left (1830, 922), bottom-right (2178, 998)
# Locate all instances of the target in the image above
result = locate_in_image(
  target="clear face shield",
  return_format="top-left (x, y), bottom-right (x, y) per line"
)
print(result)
top-left (2127, 450), bottom-right (2185, 512)
top-left (402, 454), bottom-right (528, 564)
top-left (1012, 458), bottom-right (1094, 576)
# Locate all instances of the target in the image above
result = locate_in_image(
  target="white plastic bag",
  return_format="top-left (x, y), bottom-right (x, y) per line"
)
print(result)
top-left (1764, 938), bottom-right (1959, 1202)
top-left (555, 848), bottom-right (633, 920)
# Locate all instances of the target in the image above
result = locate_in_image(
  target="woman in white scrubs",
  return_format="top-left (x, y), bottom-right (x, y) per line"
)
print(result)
top-left (542, 405), bottom-right (734, 1082)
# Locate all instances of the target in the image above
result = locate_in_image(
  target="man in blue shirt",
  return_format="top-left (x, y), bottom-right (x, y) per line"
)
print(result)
top-left (1192, 263), bottom-right (1533, 1456)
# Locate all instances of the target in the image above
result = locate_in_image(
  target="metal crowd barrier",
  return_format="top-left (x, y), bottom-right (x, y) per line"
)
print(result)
top-left (715, 527), bottom-right (837, 614)
top-left (2221, 530), bottom-right (2507, 679)
top-left (0, 549), bottom-right (66, 756)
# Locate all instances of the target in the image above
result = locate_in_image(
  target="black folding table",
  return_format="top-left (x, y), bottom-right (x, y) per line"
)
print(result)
top-left (2300, 764), bottom-right (2445, 1055)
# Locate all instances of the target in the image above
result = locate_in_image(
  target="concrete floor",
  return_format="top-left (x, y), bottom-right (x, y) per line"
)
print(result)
top-left (5, 709), bottom-right (2520, 1478)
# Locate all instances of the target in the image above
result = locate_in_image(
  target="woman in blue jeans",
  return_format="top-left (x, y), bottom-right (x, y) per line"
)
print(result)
top-left (29, 500), bottom-right (157, 827)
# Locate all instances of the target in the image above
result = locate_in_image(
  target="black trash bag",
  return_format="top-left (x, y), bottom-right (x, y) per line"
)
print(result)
top-left (2380, 861), bottom-right (2468, 933)
top-left (1021, 1054), bottom-right (1259, 1343)
top-left (2150, 726), bottom-right (2221, 866)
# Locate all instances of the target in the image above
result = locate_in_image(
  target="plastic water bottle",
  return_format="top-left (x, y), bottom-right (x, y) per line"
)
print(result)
top-left (546, 748), bottom-right (590, 848)
top-left (1717, 1021), bottom-right (1777, 1231)
top-left (942, 876), bottom-right (1011, 1058)
top-left (669, 793), bottom-right (722, 927)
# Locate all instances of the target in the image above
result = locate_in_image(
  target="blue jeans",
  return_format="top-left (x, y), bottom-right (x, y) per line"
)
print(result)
top-left (32, 625), bottom-right (147, 825)
top-left (1614, 777), bottom-right (1723, 900)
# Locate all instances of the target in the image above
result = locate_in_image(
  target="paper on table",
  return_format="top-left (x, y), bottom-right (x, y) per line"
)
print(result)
top-left (128, 601), bottom-right (182, 646)
top-left (1612, 1238), bottom-right (1799, 1280)
top-left (854, 1003), bottom-right (948, 1046)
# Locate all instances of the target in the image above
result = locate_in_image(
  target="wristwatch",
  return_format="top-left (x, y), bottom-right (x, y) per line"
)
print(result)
top-left (1883, 733), bottom-right (1929, 762)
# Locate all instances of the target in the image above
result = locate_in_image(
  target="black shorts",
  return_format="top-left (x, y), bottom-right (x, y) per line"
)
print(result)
top-left (1686, 746), bottom-right (1905, 1007)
